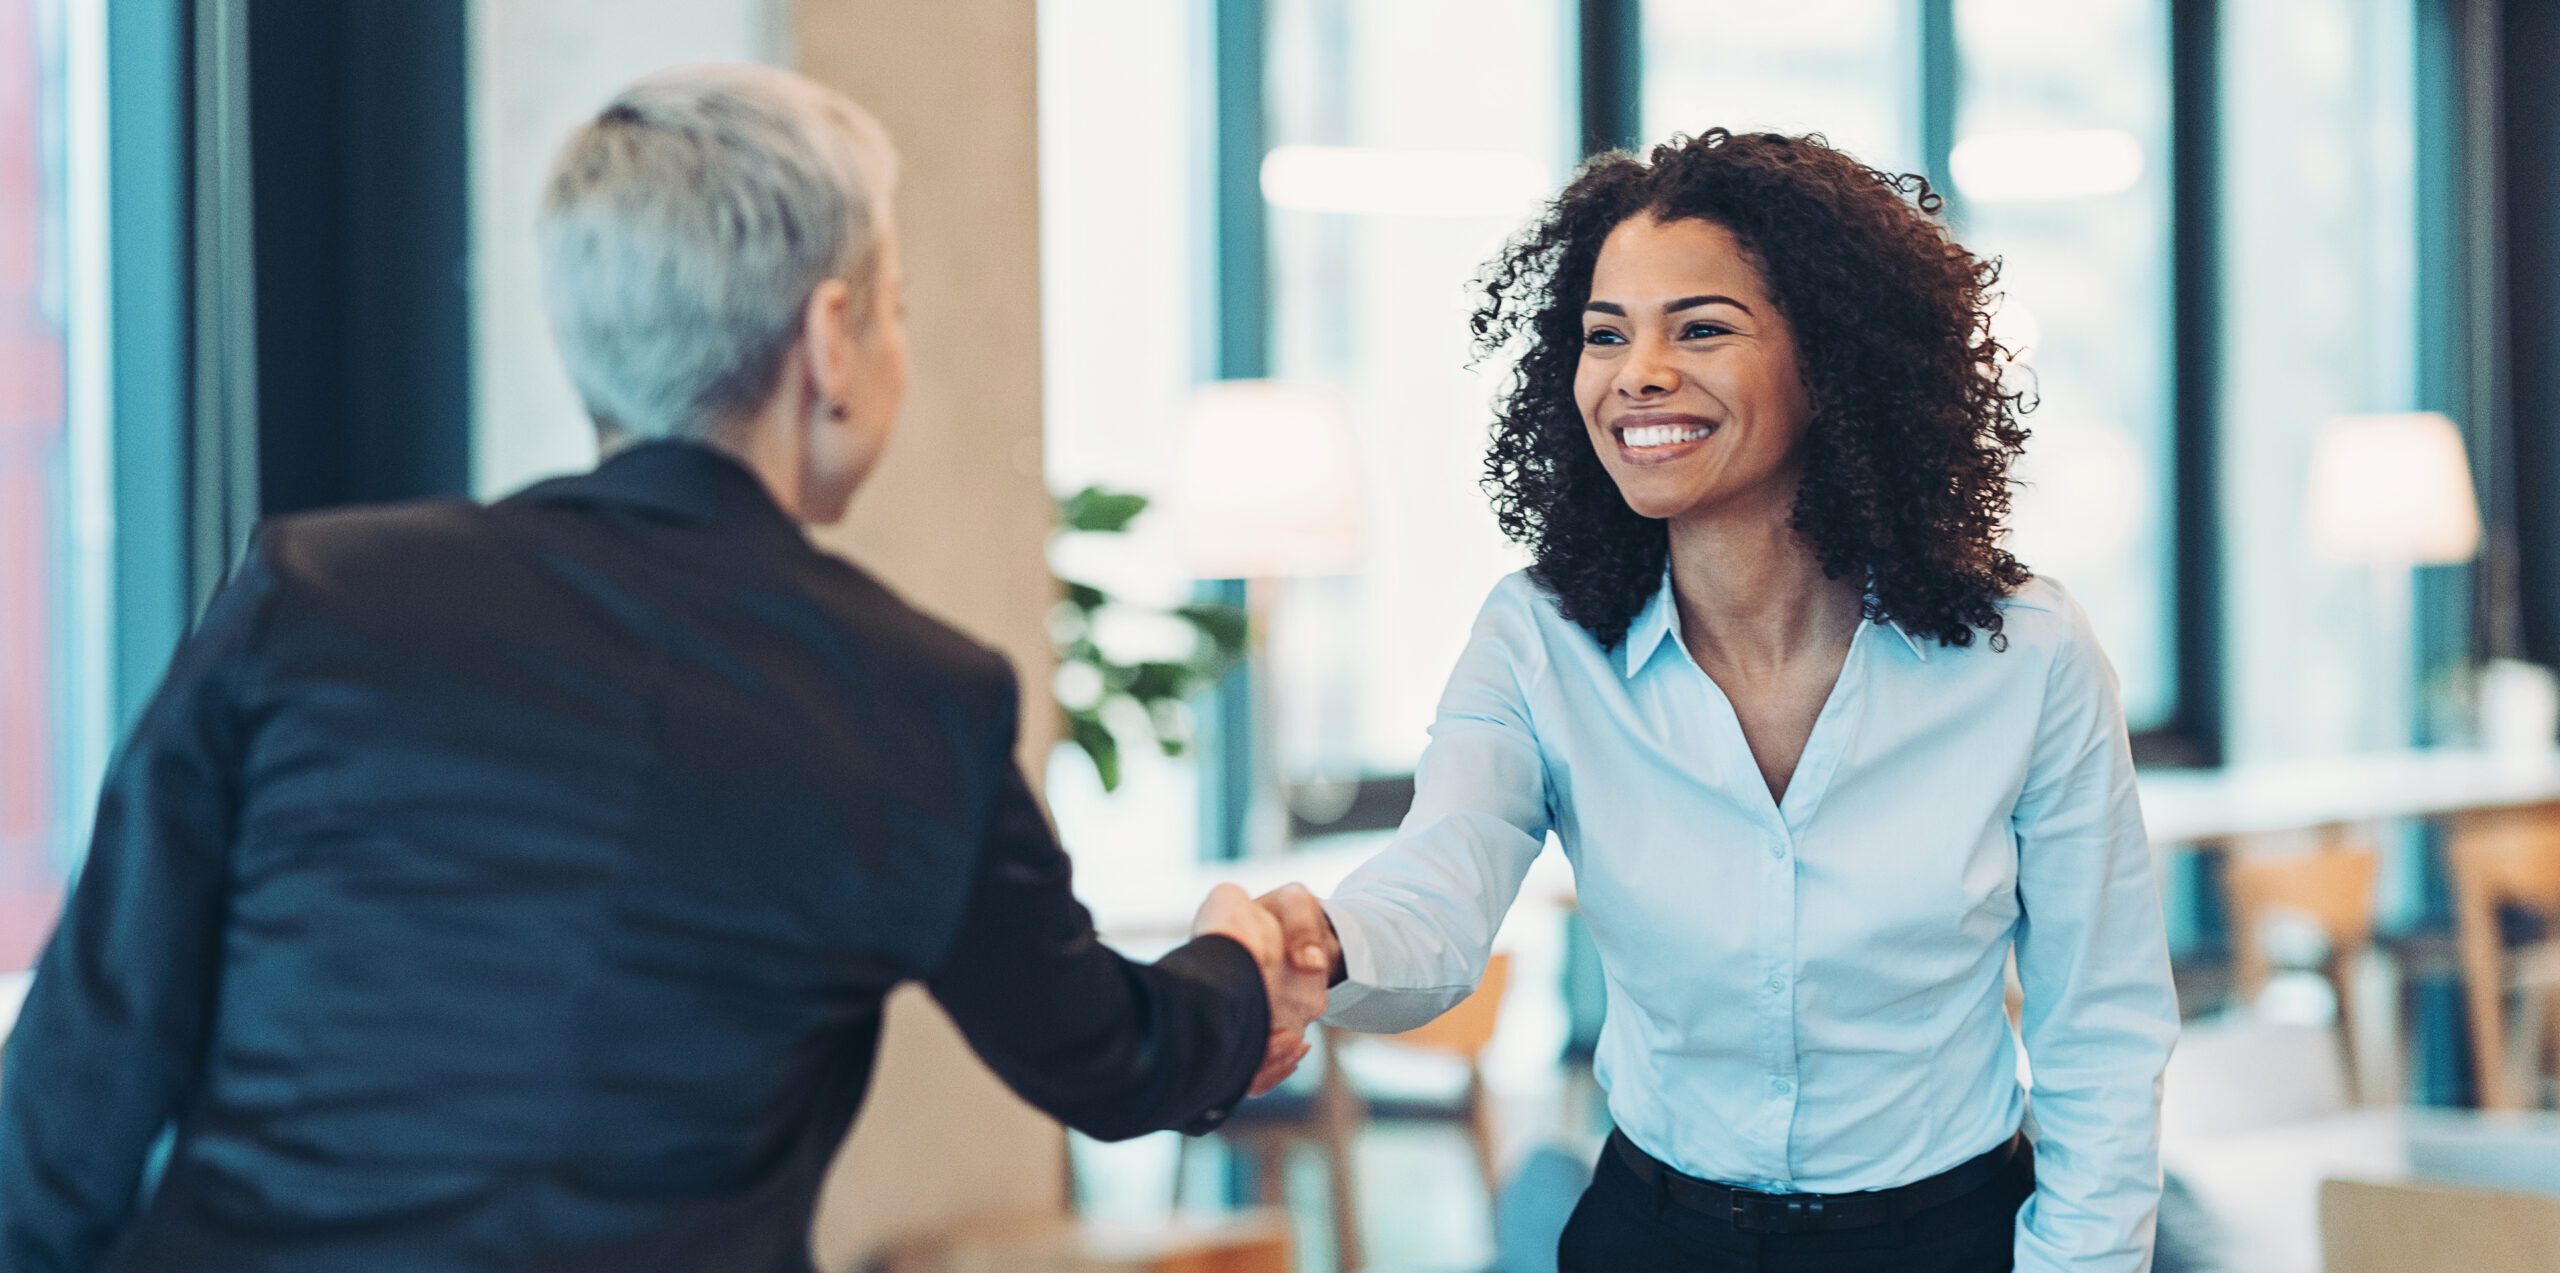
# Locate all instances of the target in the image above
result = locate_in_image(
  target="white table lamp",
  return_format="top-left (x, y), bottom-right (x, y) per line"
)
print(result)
top-left (1163, 380), bottom-right (1366, 579)
top-left (2305, 412), bottom-right (2483, 750)
top-left (1162, 380), bottom-right (1368, 855)
top-left (2307, 412), bottom-right (2482, 568)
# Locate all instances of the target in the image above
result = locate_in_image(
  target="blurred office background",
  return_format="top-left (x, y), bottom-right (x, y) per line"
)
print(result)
top-left (5, 1), bottom-right (2560, 1270)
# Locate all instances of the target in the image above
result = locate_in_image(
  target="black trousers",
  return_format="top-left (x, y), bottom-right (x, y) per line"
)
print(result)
top-left (1557, 1138), bottom-right (2035, 1273)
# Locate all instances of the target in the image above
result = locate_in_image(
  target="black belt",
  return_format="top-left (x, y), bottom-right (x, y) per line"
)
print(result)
top-left (1607, 1130), bottom-right (2026, 1234)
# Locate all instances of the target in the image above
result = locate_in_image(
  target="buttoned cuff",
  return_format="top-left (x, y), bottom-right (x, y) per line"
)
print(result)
top-left (1318, 898), bottom-right (1383, 1022)
top-left (1160, 933), bottom-right (1269, 1136)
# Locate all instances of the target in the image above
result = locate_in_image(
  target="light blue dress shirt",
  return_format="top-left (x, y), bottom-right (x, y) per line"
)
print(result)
top-left (1319, 570), bottom-right (2178, 1272)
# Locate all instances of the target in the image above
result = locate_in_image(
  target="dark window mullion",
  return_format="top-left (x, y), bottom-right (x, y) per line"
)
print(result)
top-left (1578, 0), bottom-right (1639, 156)
top-left (1200, 0), bottom-right (1267, 861)
top-left (1918, 0), bottom-right (1961, 226)
top-left (2161, 0), bottom-right (2224, 767)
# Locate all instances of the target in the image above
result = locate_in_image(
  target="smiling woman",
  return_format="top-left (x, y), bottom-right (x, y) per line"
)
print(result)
top-left (1260, 126), bottom-right (2180, 1273)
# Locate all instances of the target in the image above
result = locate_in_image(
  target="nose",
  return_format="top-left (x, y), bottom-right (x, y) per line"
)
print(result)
top-left (1615, 331), bottom-right (1679, 400)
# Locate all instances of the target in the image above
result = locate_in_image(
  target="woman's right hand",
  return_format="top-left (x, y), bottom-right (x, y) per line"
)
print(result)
top-left (1238, 884), bottom-right (1346, 1093)
top-left (1255, 884), bottom-right (1345, 988)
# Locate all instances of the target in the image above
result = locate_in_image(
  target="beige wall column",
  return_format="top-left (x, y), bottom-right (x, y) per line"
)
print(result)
top-left (795, 2), bottom-right (1066, 1268)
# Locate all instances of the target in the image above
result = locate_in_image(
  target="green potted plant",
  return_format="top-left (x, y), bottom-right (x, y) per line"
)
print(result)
top-left (1050, 486), bottom-right (1247, 791)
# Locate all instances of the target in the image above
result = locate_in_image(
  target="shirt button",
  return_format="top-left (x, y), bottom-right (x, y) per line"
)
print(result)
top-left (1765, 976), bottom-right (1785, 994)
top-left (1771, 1076), bottom-right (1794, 1095)
top-left (1768, 837), bottom-right (1788, 859)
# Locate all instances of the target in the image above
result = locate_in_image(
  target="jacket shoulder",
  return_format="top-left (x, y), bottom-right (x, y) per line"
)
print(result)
top-left (789, 553), bottom-right (1020, 719)
top-left (255, 499), bottom-right (498, 594)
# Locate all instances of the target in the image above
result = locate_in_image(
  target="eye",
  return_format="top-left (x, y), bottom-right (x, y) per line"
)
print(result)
top-left (1581, 327), bottom-right (1626, 347)
top-left (1680, 321), bottom-right (1732, 339)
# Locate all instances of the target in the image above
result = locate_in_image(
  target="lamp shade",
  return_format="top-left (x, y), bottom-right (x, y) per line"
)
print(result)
top-left (1163, 380), bottom-right (1366, 579)
top-left (2306, 412), bottom-right (2482, 566)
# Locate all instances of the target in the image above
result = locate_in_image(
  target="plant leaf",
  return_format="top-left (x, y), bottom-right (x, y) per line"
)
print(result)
top-left (1173, 603), bottom-right (1251, 657)
top-left (1059, 487), bottom-right (1151, 534)
top-left (1066, 708), bottom-right (1122, 792)
top-left (1123, 661), bottom-right (1197, 703)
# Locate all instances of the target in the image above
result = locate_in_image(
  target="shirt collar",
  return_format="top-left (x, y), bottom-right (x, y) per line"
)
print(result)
top-left (508, 440), bottom-right (809, 552)
top-left (1620, 569), bottom-right (1680, 678)
top-left (1618, 567), bottom-right (1932, 679)
top-left (1878, 611), bottom-right (1931, 661)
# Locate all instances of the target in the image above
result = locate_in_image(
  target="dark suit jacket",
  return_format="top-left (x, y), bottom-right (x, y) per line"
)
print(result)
top-left (0, 442), bottom-right (1267, 1272)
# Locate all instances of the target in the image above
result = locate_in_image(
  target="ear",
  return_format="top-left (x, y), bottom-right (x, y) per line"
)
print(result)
top-left (801, 277), bottom-right (858, 421)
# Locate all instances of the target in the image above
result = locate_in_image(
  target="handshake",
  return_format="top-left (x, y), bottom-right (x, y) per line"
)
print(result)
top-left (1192, 883), bottom-right (1345, 1097)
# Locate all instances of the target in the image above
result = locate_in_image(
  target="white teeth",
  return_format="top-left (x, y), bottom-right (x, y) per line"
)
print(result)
top-left (1621, 423), bottom-right (1714, 448)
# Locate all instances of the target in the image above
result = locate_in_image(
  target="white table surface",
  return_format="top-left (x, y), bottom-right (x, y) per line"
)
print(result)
top-left (2139, 748), bottom-right (2560, 847)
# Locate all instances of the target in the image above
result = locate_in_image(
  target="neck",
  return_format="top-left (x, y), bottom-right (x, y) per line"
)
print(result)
top-left (1664, 485), bottom-right (1862, 671)
top-left (707, 393), bottom-right (812, 523)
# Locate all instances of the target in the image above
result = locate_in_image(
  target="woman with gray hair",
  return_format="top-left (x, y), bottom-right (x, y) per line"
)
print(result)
top-left (0, 64), bottom-right (1325, 1273)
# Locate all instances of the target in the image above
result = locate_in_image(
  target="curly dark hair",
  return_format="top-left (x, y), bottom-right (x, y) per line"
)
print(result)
top-left (1473, 129), bottom-right (2033, 651)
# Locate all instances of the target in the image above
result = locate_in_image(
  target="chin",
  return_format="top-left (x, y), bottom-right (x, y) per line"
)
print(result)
top-left (1607, 475), bottom-right (1704, 522)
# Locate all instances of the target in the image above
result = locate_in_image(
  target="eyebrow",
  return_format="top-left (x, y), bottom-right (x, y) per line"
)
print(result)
top-left (1583, 294), bottom-right (1755, 317)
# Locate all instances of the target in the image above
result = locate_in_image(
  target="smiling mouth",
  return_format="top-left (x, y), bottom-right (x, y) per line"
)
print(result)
top-left (1617, 422), bottom-right (1716, 448)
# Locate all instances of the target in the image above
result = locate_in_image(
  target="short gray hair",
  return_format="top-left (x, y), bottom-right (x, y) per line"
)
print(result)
top-left (539, 64), bottom-right (898, 443)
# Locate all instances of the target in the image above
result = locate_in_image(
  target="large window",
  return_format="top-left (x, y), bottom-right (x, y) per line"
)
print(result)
top-left (2219, 0), bottom-right (2421, 761)
top-left (1260, 0), bottom-right (1563, 790)
top-left (1038, 0), bottom-right (1570, 867)
top-left (1036, 0), bottom-right (1218, 880)
top-left (2, 0), bottom-right (112, 973)
top-left (1951, 0), bottom-right (2178, 730)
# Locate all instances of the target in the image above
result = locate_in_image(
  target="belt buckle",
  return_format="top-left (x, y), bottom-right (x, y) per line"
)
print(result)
top-left (1727, 1191), bottom-right (1761, 1231)
top-left (1729, 1189), bottom-right (1825, 1233)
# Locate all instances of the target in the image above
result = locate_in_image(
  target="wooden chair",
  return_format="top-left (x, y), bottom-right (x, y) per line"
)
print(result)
top-left (2220, 830), bottom-right (2383, 1098)
top-left (2320, 1178), bottom-right (2560, 1273)
top-left (1180, 952), bottom-right (1513, 1273)
top-left (2449, 805), bottom-right (2560, 1109)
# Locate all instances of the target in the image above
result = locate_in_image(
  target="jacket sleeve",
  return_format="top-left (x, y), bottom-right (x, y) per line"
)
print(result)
top-left (923, 670), bottom-right (1268, 1142)
top-left (0, 535), bottom-right (280, 1273)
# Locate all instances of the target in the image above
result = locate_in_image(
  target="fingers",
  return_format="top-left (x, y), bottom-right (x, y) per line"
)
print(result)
top-left (1256, 883), bottom-right (1345, 985)
top-left (1251, 948), bottom-right (1329, 1099)
top-left (1276, 957), bottom-right (1329, 1025)
top-left (1192, 882), bottom-right (1281, 967)
top-left (1248, 1029), bottom-right (1313, 1097)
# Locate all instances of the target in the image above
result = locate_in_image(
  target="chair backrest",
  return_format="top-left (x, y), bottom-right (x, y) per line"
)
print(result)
top-left (2452, 807), bottom-right (2560, 922)
top-left (2223, 832), bottom-right (2381, 997)
top-left (2320, 1177), bottom-right (2560, 1273)
top-left (1387, 952), bottom-right (1513, 1061)
top-left (2450, 805), bottom-right (2560, 1109)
